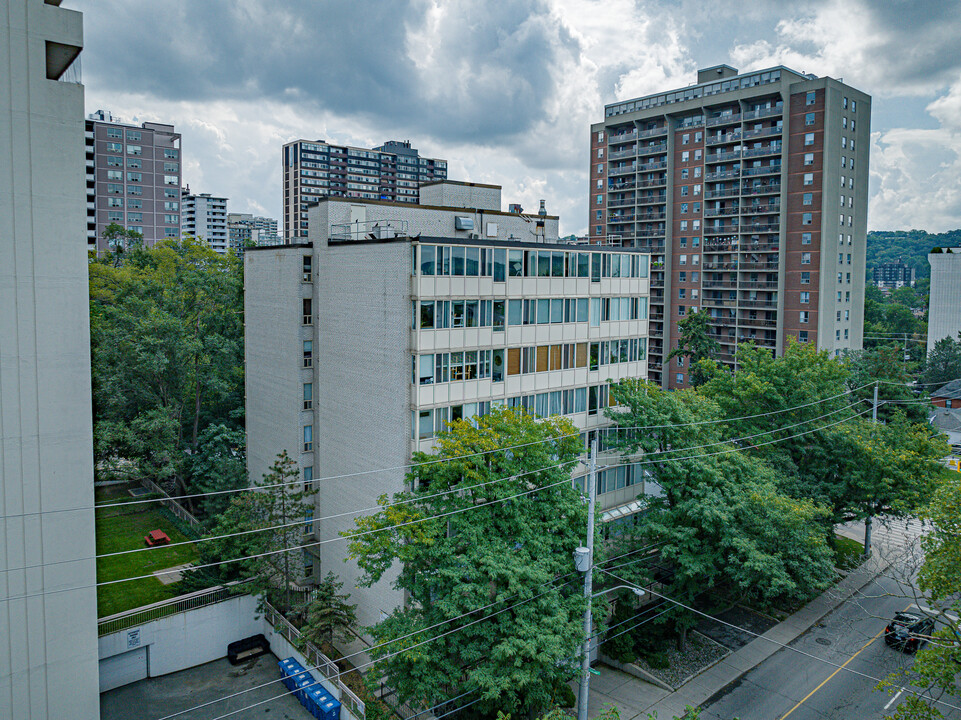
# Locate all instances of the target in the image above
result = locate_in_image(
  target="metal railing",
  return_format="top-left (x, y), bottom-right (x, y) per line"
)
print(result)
top-left (706, 113), bottom-right (741, 127)
top-left (329, 219), bottom-right (409, 242)
top-left (743, 106), bottom-right (783, 120)
top-left (140, 477), bottom-right (201, 530)
top-left (263, 601), bottom-right (367, 719)
top-left (98, 584), bottom-right (237, 636)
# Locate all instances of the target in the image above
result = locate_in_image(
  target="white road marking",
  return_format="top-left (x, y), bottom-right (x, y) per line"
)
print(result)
top-left (884, 688), bottom-right (905, 710)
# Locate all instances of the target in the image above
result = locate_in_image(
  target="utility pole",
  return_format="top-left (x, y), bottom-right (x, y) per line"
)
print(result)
top-left (576, 437), bottom-right (598, 720)
top-left (865, 381), bottom-right (879, 557)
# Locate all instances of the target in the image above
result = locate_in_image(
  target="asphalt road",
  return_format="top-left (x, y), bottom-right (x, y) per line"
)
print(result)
top-left (700, 573), bottom-right (960, 719)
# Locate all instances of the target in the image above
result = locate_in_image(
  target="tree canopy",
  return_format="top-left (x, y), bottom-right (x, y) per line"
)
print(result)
top-left (345, 407), bottom-right (592, 718)
top-left (666, 309), bottom-right (720, 387)
top-left (920, 333), bottom-right (961, 387)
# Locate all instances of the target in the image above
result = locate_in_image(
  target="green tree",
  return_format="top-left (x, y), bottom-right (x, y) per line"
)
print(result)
top-left (302, 572), bottom-right (359, 652)
top-left (101, 222), bottom-right (143, 264)
top-left (200, 451), bottom-right (316, 614)
top-left (882, 471), bottom-right (960, 720)
top-left (89, 237), bottom-right (244, 491)
top-left (345, 407), bottom-right (590, 718)
top-left (604, 380), bottom-right (835, 649)
top-left (184, 424), bottom-right (248, 520)
top-left (920, 333), bottom-right (961, 387)
top-left (666, 309), bottom-right (720, 387)
top-left (845, 346), bottom-right (927, 424)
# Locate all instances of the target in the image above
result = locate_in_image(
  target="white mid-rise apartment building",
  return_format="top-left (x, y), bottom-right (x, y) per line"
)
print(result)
top-left (182, 187), bottom-right (229, 253)
top-left (245, 181), bottom-right (655, 628)
top-left (927, 248), bottom-right (961, 355)
top-left (1, 1), bottom-right (100, 717)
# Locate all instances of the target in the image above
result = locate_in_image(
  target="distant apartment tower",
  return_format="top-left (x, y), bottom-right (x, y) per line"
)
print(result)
top-left (228, 213), bottom-right (280, 256)
top-left (927, 248), bottom-right (961, 356)
top-left (181, 187), bottom-right (228, 253)
top-left (245, 181), bottom-right (653, 627)
top-left (2, 1), bottom-right (100, 717)
top-left (873, 257), bottom-right (915, 289)
top-left (590, 65), bottom-right (870, 388)
top-left (85, 109), bottom-right (182, 252)
top-left (282, 138), bottom-right (447, 239)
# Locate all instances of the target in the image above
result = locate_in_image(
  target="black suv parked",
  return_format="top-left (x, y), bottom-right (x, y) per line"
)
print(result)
top-left (884, 611), bottom-right (935, 653)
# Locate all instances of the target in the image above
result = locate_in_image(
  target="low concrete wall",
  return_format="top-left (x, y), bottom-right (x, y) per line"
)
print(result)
top-left (98, 594), bottom-right (261, 690)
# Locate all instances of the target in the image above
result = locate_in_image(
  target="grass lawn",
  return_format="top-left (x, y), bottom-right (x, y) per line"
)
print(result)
top-left (833, 534), bottom-right (865, 571)
top-left (96, 487), bottom-right (199, 618)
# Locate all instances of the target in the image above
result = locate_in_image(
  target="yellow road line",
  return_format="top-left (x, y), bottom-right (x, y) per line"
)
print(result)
top-left (779, 627), bottom-right (884, 719)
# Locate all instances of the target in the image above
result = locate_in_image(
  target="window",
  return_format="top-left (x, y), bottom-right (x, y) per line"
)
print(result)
top-left (841, 137), bottom-right (847, 149)
top-left (694, 167), bottom-right (701, 178)
top-left (843, 97), bottom-right (848, 109)
top-left (681, 203), bottom-right (689, 214)
top-left (164, 201), bottom-right (179, 211)
top-left (106, 169), bottom-right (122, 181)
top-left (127, 185), bottom-right (142, 196)
top-left (127, 172), bottom-right (142, 183)
top-left (106, 127), bottom-right (122, 139)
top-left (597, 131), bottom-right (604, 142)
top-left (804, 132), bottom-right (814, 146)
top-left (676, 373), bottom-right (684, 384)
top-left (126, 130), bottom-right (141, 141)
top-left (682, 133), bottom-right (690, 145)
top-left (303, 340), bottom-right (313, 367)
top-left (106, 156), bottom-right (122, 167)
top-left (804, 153), bottom-right (814, 166)
top-left (680, 220), bottom-right (688, 231)
top-left (128, 198), bottom-right (142, 209)
top-left (805, 91), bottom-right (816, 106)
top-left (164, 162), bottom-right (179, 173)
top-left (303, 298), bottom-right (312, 325)
top-left (107, 211), bottom-right (123, 222)
top-left (801, 271), bottom-right (810, 284)
top-left (596, 194), bottom-right (602, 204)
top-left (800, 291), bottom-right (810, 303)
top-left (803, 172), bottom-right (814, 186)
top-left (681, 168), bottom-right (689, 179)
top-left (802, 232), bottom-right (812, 244)
top-left (694, 184), bottom-right (701, 195)
top-left (163, 214), bottom-right (178, 224)
top-left (303, 466), bottom-right (314, 491)
top-left (126, 144), bottom-right (142, 156)
top-left (681, 186), bottom-right (689, 196)
top-left (799, 330), bottom-right (808, 342)
top-left (837, 310), bottom-right (842, 322)
top-left (802, 213), bottom-right (813, 225)
top-left (164, 148), bottom-right (179, 159)
top-left (107, 197), bottom-right (123, 207)
top-left (851, 100), bottom-right (856, 112)
top-left (681, 151), bottom-right (690, 162)
top-left (679, 254), bottom-right (687, 266)
top-left (127, 212), bottom-right (143, 222)
top-left (803, 193), bottom-right (813, 205)
top-left (164, 175), bottom-right (178, 185)
top-left (801, 252), bottom-right (811, 264)
top-left (678, 288), bottom-right (686, 299)
top-left (303, 425), bottom-right (313, 452)
top-left (805, 112), bottom-right (815, 126)
top-left (303, 383), bottom-right (313, 410)
top-left (106, 142), bottom-right (123, 153)
top-left (126, 158), bottom-right (141, 169)
top-left (596, 163), bottom-right (603, 173)
top-left (106, 183), bottom-right (122, 194)
top-left (597, 148), bottom-right (604, 158)
top-left (800, 311), bottom-right (809, 324)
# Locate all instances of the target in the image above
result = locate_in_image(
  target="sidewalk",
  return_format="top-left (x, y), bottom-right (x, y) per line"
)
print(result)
top-left (585, 550), bottom-right (892, 720)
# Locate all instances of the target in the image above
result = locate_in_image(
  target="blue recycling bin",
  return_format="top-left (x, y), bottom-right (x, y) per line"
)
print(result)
top-left (318, 694), bottom-right (341, 720)
top-left (305, 686), bottom-right (333, 720)
top-left (294, 674), bottom-right (318, 703)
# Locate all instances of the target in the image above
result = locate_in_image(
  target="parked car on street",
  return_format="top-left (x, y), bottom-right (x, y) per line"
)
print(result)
top-left (884, 611), bottom-right (935, 653)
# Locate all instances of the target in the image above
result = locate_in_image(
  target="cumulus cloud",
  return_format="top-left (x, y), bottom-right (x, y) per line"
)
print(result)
top-left (69, 0), bottom-right (961, 235)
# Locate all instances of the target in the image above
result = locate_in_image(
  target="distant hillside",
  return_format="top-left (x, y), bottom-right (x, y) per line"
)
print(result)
top-left (867, 229), bottom-right (961, 280)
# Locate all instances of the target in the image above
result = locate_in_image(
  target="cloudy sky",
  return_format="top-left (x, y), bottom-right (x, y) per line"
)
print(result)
top-left (69, 0), bottom-right (961, 237)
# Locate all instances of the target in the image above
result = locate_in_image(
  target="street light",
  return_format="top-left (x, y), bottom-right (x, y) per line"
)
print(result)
top-left (575, 437), bottom-right (645, 720)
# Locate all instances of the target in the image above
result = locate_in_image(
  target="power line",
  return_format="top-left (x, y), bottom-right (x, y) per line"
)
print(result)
top-left (1, 385), bottom-right (871, 522)
top-left (598, 568), bottom-right (961, 715)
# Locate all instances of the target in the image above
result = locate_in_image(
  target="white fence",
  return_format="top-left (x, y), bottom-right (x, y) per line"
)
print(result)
top-left (140, 477), bottom-right (202, 529)
top-left (98, 584), bottom-right (236, 637)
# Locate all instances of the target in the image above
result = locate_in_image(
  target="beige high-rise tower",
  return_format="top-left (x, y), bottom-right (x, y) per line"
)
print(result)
top-left (1, 1), bottom-right (100, 717)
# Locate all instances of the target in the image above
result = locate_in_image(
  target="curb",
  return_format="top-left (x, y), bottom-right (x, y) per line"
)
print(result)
top-left (633, 551), bottom-right (893, 719)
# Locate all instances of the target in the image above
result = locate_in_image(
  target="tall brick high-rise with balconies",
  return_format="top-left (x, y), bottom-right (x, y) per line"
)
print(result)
top-left (590, 65), bottom-right (870, 388)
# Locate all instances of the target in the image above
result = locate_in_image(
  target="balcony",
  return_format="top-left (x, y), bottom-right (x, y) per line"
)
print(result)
top-left (609, 180), bottom-right (637, 191)
top-left (739, 280), bottom-right (779, 290)
top-left (638, 142), bottom-right (668, 156)
top-left (742, 126), bottom-right (783, 140)
top-left (636, 194), bottom-right (667, 206)
top-left (705, 187), bottom-right (740, 200)
top-left (649, 310), bottom-right (664, 320)
top-left (633, 241), bottom-right (665, 252)
top-left (702, 296), bottom-right (737, 307)
top-left (704, 223), bottom-right (739, 236)
top-left (741, 222), bottom-right (780, 233)
top-left (706, 113), bottom-right (742, 127)
top-left (741, 203), bottom-right (780, 215)
top-left (703, 240), bottom-right (739, 252)
top-left (608, 130), bottom-right (638, 146)
top-left (609, 214), bottom-right (635, 223)
top-left (743, 105), bottom-right (784, 121)
top-left (706, 149), bottom-right (742, 164)
top-left (742, 144), bottom-right (782, 158)
top-left (738, 240), bottom-right (780, 252)
top-left (742, 164), bottom-right (781, 177)
top-left (704, 261), bottom-right (739, 270)
top-left (739, 317), bottom-right (778, 327)
top-left (739, 299), bottom-right (778, 308)
top-left (739, 261), bottom-right (779, 270)
top-left (609, 147), bottom-right (637, 160)
top-left (705, 168), bottom-right (741, 181)
top-left (607, 197), bottom-right (636, 208)
top-left (704, 206), bottom-right (739, 218)
top-left (741, 183), bottom-right (781, 196)
top-left (637, 126), bottom-right (668, 139)
top-left (706, 130), bottom-right (742, 146)
top-left (638, 160), bottom-right (668, 172)
top-left (634, 228), bottom-right (665, 238)
top-left (638, 177), bottom-right (667, 188)
top-left (638, 211), bottom-right (666, 221)
top-left (703, 279), bottom-right (738, 289)
top-left (610, 164), bottom-right (636, 177)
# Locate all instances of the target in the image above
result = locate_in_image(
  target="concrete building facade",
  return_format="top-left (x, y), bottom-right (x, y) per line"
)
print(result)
top-left (872, 257), bottom-right (915, 290)
top-left (283, 138), bottom-right (447, 240)
top-left (1, 1), bottom-right (100, 717)
top-left (228, 212), bottom-right (280, 257)
top-left (85, 109), bottom-right (182, 253)
top-left (181, 187), bottom-right (228, 253)
top-left (245, 182), bottom-right (654, 628)
top-left (927, 248), bottom-right (961, 356)
top-left (590, 65), bottom-right (871, 388)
